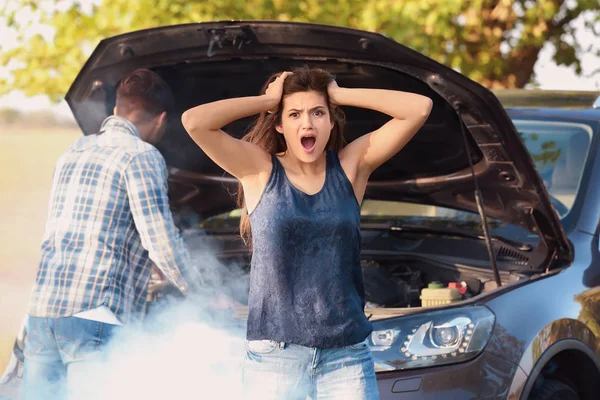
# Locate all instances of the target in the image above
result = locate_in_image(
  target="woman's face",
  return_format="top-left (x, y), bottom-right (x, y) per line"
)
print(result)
top-left (276, 90), bottom-right (334, 163)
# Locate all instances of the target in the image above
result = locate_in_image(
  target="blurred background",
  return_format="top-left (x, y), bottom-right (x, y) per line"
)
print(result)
top-left (0, 0), bottom-right (599, 373)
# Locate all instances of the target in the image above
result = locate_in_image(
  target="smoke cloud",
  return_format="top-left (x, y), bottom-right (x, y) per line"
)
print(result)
top-left (2, 224), bottom-right (252, 400)
top-left (69, 226), bottom-right (251, 400)
top-left (69, 299), bottom-right (247, 400)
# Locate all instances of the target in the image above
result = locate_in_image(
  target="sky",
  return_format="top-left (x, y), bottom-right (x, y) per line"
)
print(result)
top-left (0, 6), bottom-right (598, 119)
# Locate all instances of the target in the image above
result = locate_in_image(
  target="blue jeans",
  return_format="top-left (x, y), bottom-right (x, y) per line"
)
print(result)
top-left (22, 316), bottom-right (119, 400)
top-left (242, 338), bottom-right (379, 400)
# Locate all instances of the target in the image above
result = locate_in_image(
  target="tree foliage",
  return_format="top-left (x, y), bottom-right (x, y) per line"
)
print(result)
top-left (1, 0), bottom-right (598, 101)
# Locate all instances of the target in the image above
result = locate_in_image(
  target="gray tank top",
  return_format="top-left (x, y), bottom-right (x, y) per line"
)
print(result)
top-left (246, 150), bottom-right (372, 348)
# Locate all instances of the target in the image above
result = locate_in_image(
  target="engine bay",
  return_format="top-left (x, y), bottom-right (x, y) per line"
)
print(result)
top-left (148, 227), bottom-right (525, 319)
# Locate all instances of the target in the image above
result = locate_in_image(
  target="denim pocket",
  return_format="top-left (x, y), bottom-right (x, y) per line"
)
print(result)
top-left (349, 338), bottom-right (369, 350)
top-left (55, 317), bottom-right (120, 364)
top-left (55, 318), bottom-right (102, 362)
top-left (246, 340), bottom-right (278, 355)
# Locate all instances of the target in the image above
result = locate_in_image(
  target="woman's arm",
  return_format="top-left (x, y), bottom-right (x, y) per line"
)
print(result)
top-left (333, 82), bottom-right (433, 176)
top-left (181, 72), bottom-right (292, 180)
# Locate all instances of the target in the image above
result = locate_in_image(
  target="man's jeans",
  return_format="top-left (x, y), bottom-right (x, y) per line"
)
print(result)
top-left (242, 338), bottom-right (379, 400)
top-left (22, 316), bottom-right (119, 400)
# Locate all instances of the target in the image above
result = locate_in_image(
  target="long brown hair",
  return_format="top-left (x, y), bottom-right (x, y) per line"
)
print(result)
top-left (237, 66), bottom-right (347, 247)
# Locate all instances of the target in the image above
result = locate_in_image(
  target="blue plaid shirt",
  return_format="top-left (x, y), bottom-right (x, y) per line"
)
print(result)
top-left (28, 116), bottom-right (196, 323)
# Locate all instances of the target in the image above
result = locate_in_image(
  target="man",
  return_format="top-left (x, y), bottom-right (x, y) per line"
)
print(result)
top-left (22, 68), bottom-right (199, 399)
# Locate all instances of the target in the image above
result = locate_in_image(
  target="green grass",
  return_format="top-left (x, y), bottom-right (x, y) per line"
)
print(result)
top-left (0, 126), bottom-right (81, 373)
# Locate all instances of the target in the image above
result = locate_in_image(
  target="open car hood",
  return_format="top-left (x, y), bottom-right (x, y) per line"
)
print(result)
top-left (65, 21), bottom-right (571, 261)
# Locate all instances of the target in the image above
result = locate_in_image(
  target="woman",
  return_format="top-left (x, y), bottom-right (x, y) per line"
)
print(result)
top-left (181, 66), bottom-right (432, 400)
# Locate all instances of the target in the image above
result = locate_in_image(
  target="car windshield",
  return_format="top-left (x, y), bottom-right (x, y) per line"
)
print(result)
top-left (197, 118), bottom-right (594, 238)
top-left (513, 118), bottom-right (593, 218)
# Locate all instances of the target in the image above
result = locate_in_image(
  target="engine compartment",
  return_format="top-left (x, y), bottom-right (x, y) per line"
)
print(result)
top-left (361, 259), bottom-right (489, 309)
top-left (148, 226), bottom-right (522, 319)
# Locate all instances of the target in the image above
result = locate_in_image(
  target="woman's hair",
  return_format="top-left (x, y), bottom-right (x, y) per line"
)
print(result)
top-left (237, 66), bottom-right (347, 247)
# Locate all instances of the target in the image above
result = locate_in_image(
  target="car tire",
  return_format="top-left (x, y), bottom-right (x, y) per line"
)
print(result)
top-left (529, 379), bottom-right (579, 400)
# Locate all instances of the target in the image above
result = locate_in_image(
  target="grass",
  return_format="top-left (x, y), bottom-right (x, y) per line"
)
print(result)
top-left (0, 125), bottom-right (81, 373)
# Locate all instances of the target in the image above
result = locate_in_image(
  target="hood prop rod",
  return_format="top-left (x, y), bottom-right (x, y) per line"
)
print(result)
top-left (455, 105), bottom-right (502, 287)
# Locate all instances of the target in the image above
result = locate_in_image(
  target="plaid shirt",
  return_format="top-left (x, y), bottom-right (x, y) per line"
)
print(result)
top-left (28, 116), bottom-right (196, 323)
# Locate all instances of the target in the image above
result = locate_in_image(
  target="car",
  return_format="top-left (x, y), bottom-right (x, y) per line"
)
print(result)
top-left (2, 20), bottom-right (600, 400)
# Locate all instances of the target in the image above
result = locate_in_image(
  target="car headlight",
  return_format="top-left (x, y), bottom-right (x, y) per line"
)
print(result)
top-left (368, 306), bottom-right (495, 372)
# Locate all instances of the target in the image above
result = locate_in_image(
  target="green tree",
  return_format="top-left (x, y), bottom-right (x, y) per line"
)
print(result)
top-left (1, 0), bottom-right (598, 102)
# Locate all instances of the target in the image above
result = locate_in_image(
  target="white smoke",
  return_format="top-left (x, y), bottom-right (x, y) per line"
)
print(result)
top-left (69, 225), bottom-right (250, 400)
top-left (69, 301), bottom-right (246, 400)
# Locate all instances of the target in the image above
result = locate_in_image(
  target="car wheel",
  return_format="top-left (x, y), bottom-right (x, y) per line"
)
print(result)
top-left (529, 379), bottom-right (579, 400)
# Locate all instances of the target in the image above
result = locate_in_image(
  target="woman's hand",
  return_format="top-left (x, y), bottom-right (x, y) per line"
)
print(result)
top-left (264, 71), bottom-right (293, 112)
top-left (327, 79), bottom-right (342, 105)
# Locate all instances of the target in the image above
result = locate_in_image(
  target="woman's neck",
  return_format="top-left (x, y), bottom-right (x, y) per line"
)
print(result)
top-left (278, 150), bottom-right (327, 176)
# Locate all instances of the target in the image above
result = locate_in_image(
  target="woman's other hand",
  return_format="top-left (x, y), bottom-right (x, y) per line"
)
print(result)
top-left (264, 71), bottom-right (293, 112)
top-left (327, 79), bottom-right (342, 105)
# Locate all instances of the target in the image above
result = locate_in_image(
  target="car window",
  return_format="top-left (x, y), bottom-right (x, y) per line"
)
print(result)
top-left (198, 201), bottom-right (537, 242)
top-left (359, 200), bottom-right (475, 219)
top-left (513, 119), bottom-right (593, 218)
top-left (203, 202), bottom-right (476, 221)
top-left (202, 202), bottom-right (495, 227)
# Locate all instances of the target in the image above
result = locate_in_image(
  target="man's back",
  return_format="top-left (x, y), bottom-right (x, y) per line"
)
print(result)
top-left (29, 116), bottom-right (191, 323)
top-left (22, 69), bottom-right (195, 400)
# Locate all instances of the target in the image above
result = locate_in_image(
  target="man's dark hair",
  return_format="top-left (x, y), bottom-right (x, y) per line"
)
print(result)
top-left (115, 68), bottom-right (175, 121)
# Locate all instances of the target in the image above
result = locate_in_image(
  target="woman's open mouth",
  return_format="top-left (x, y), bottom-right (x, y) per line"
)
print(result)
top-left (300, 135), bottom-right (317, 153)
